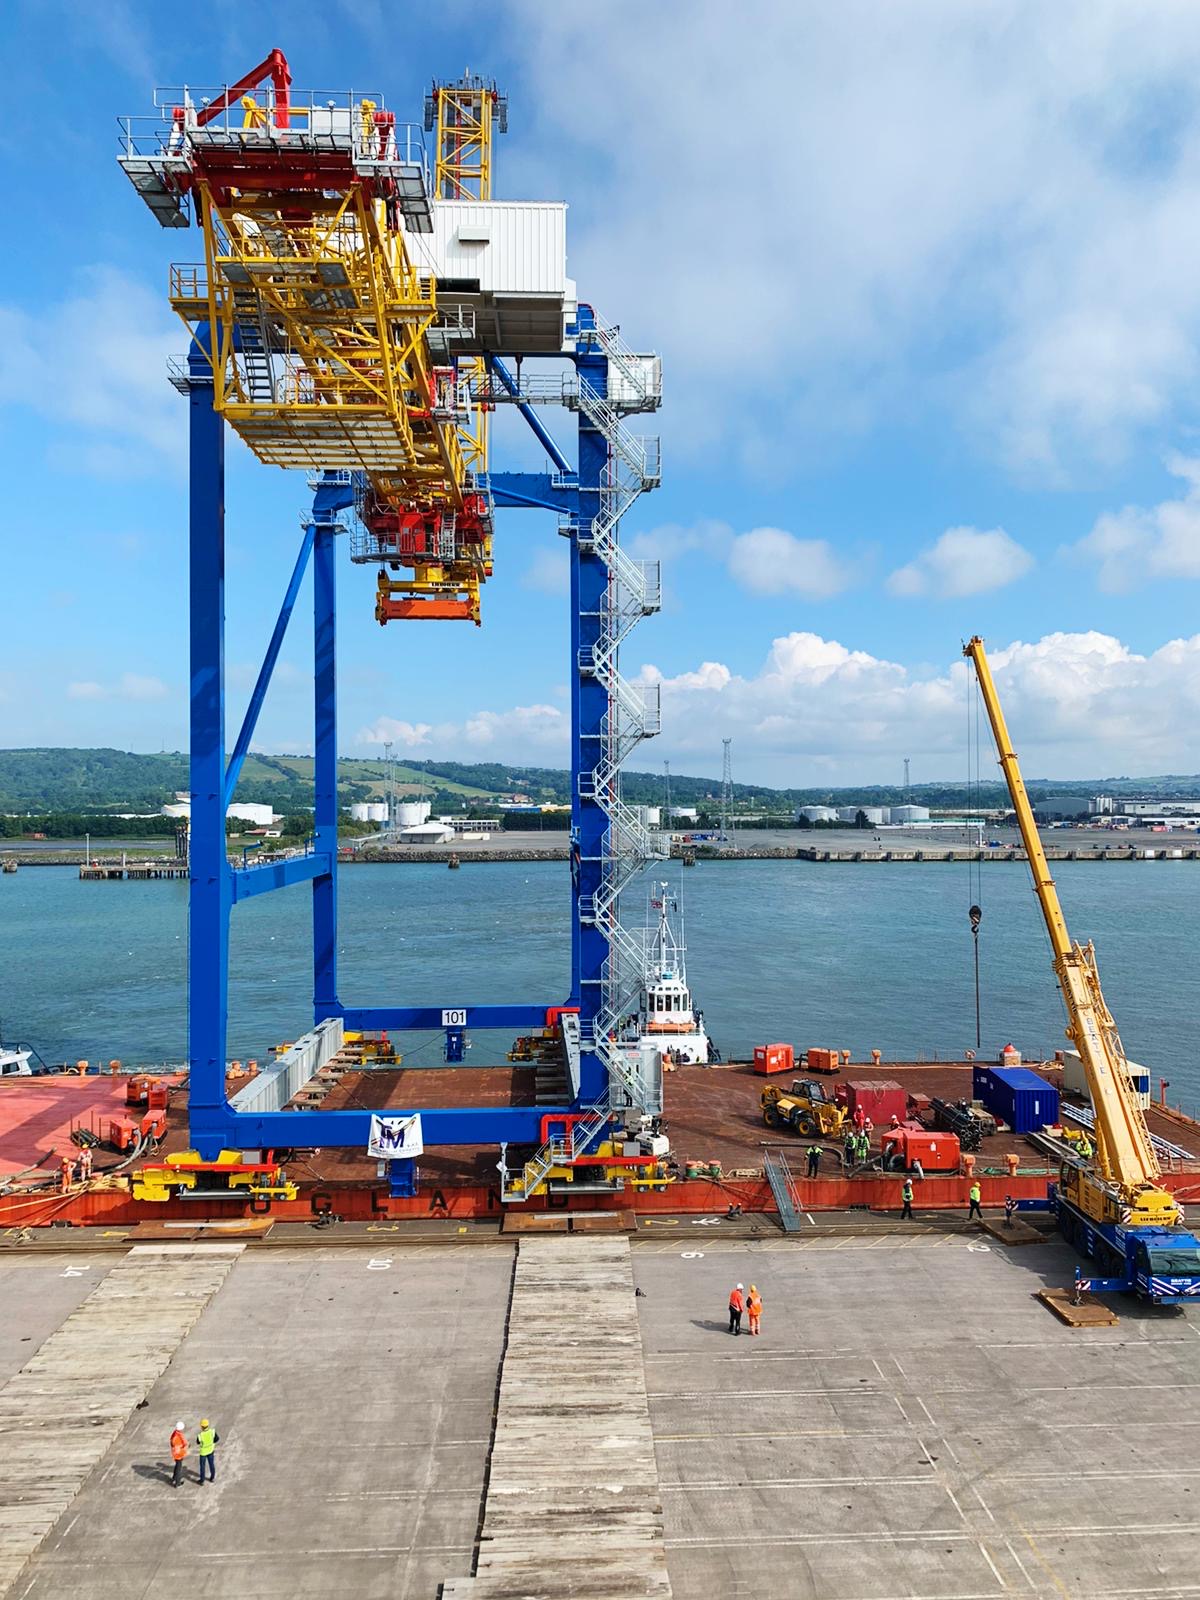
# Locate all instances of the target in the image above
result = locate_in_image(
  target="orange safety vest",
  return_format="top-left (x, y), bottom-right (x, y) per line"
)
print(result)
top-left (170, 1430), bottom-right (188, 1462)
top-left (729, 1289), bottom-right (744, 1312)
top-left (747, 1293), bottom-right (762, 1317)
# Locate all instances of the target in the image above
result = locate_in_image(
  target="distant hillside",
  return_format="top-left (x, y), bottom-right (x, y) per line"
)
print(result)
top-left (3, 748), bottom-right (1198, 818)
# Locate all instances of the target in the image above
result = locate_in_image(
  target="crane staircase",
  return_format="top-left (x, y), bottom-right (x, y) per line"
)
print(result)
top-left (500, 333), bottom-right (663, 1203)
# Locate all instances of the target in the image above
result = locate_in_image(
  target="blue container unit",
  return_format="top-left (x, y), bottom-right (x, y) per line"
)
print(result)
top-left (972, 1065), bottom-right (1060, 1134)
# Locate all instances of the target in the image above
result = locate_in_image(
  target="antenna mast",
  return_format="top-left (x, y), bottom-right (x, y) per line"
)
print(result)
top-left (719, 738), bottom-right (735, 847)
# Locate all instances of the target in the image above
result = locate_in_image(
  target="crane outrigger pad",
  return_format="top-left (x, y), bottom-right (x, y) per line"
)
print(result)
top-left (1037, 1286), bottom-right (1119, 1327)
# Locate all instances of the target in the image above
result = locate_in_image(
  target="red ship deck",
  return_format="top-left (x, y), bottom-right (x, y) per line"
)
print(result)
top-left (2, 1058), bottom-right (1199, 1228)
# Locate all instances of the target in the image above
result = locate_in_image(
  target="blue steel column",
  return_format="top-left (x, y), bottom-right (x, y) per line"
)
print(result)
top-left (187, 349), bottom-right (231, 1161)
top-left (312, 515), bottom-right (339, 1020)
top-left (575, 313), bottom-right (609, 1105)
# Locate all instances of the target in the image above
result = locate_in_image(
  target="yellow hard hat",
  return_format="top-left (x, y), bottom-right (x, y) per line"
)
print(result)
top-left (200, 1418), bottom-right (210, 1428)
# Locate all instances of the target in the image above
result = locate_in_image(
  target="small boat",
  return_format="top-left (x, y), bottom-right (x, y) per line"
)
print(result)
top-left (1, 858), bottom-right (17, 874)
top-left (448, 853), bottom-right (461, 870)
top-left (639, 881), bottom-right (711, 1065)
top-left (0, 1044), bottom-right (33, 1078)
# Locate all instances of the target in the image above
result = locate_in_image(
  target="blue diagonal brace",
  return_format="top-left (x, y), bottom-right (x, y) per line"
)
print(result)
top-left (225, 524), bottom-right (315, 804)
top-left (488, 357), bottom-right (574, 475)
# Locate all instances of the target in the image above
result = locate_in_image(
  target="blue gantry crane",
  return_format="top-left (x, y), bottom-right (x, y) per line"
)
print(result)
top-left (119, 52), bottom-right (665, 1199)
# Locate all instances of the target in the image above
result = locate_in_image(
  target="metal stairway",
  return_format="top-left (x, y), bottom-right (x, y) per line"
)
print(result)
top-left (764, 1150), bottom-right (804, 1233)
top-left (231, 288), bottom-right (277, 402)
top-left (500, 1101), bottom-right (611, 1204)
top-left (573, 361), bottom-right (663, 1119)
top-left (500, 330), bottom-right (663, 1201)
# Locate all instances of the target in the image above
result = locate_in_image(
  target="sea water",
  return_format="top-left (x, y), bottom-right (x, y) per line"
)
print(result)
top-left (2, 861), bottom-right (1197, 1108)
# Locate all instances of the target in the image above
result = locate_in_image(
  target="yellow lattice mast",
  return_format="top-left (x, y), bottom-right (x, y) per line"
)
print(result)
top-left (425, 72), bottom-right (507, 482)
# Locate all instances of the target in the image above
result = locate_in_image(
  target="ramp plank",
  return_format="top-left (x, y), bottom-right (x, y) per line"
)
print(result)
top-left (445, 1237), bottom-right (672, 1598)
top-left (0, 1246), bottom-right (241, 1596)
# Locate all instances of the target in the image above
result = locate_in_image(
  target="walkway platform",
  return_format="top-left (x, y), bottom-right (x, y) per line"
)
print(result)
top-left (445, 1237), bottom-right (672, 1599)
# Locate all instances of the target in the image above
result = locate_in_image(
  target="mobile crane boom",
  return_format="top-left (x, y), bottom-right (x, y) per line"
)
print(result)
top-left (963, 637), bottom-right (1179, 1232)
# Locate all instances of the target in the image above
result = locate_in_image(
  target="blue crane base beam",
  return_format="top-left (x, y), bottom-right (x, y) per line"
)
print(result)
top-left (337, 1004), bottom-right (560, 1031)
top-left (190, 1103), bottom-right (573, 1158)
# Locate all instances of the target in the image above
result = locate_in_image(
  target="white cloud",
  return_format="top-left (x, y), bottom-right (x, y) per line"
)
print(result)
top-left (67, 673), bottom-right (168, 702)
top-left (632, 628), bottom-right (1200, 782)
top-left (629, 519), bottom-right (855, 600)
top-left (887, 526), bottom-right (1035, 599)
top-left (356, 718), bottom-right (436, 749)
top-left (727, 528), bottom-right (855, 599)
top-left (463, 704), bottom-right (567, 750)
top-left (1072, 453), bottom-right (1200, 592)
top-left (521, 546), bottom-right (570, 596)
top-left (514, 2), bottom-right (1200, 474)
top-left (0, 266), bottom-right (182, 475)
top-left (355, 703), bottom-right (568, 758)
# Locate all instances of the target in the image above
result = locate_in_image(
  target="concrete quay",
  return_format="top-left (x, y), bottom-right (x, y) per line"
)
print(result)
top-left (1, 1223), bottom-right (1198, 1599)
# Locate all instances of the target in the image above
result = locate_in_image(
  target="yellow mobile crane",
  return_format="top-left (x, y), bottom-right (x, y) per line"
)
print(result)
top-left (965, 637), bottom-right (1200, 1304)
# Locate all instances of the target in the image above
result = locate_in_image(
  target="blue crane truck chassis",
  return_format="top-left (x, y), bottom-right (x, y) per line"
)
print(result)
top-left (1041, 1183), bottom-right (1200, 1305)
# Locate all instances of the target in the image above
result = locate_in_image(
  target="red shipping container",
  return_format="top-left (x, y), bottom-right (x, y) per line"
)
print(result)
top-left (753, 1043), bottom-right (794, 1076)
top-left (835, 1079), bottom-right (908, 1126)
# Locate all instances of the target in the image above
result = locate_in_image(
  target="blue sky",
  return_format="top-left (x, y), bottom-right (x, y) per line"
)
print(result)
top-left (3, 1), bottom-right (1200, 784)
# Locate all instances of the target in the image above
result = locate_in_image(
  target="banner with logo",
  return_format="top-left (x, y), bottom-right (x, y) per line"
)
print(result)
top-left (367, 1113), bottom-right (424, 1161)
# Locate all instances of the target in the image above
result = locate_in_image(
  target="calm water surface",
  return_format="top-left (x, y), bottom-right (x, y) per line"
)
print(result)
top-left (1, 861), bottom-right (1197, 1106)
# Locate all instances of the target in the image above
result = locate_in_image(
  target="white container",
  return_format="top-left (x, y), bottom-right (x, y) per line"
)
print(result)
top-left (1061, 1048), bottom-right (1152, 1109)
top-left (430, 201), bottom-right (568, 296)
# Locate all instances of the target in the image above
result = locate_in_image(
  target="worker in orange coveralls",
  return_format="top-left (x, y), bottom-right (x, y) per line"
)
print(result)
top-left (746, 1284), bottom-right (763, 1336)
top-left (728, 1282), bottom-right (744, 1335)
top-left (169, 1421), bottom-right (188, 1487)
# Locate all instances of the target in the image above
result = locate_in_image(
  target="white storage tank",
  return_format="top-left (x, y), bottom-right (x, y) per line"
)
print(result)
top-left (351, 802), bottom-right (389, 824)
top-left (797, 805), bottom-right (838, 823)
top-left (890, 804), bottom-right (930, 824)
top-left (839, 805), bottom-right (886, 825)
top-left (394, 800), bottom-right (432, 828)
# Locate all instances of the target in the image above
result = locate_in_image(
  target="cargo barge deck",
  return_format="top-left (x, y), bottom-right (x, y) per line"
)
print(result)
top-left (3, 1057), bottom-right (1199, 1230)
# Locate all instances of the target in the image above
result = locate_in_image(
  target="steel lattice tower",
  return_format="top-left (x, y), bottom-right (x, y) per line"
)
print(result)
top-left (719, 738), bottom-right (735, 845)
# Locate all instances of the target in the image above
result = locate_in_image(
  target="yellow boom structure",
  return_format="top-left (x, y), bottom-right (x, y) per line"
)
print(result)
top-left (964, 636), bottom-right (1181, 1231)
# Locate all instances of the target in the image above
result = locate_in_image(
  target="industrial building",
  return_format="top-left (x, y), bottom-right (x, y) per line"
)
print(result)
top-left (1091, 793), bottom-right (1200, 821)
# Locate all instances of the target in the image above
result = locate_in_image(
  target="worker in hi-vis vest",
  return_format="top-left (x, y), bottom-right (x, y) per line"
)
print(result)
top-left (901, 1179), bottom-right (914, 1221)
top-left (196, 1418), bottom-right (220, 1484)
top-left (968, 1181), bottom-right (983, 1221)
top-left (169, 1421), bottom-right (188, 1488)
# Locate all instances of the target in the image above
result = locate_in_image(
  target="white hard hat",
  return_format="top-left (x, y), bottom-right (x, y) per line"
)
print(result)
top-left (736, 1282), bottom-right (744, 1290)
top-left (175, 1420), bottom-right (185, 1430)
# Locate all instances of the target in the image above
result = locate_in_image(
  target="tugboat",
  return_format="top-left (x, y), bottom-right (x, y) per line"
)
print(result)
top-left (639, 882), bottom-right (711, 1065)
